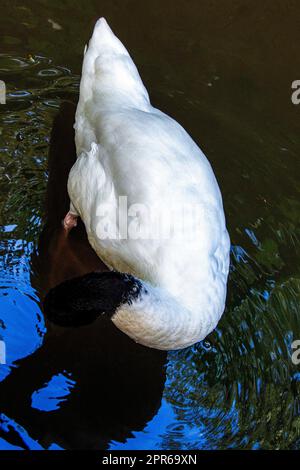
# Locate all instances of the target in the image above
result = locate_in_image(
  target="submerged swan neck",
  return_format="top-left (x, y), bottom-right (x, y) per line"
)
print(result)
top-left (43, 270), bottom-right (207, 350)
top-left (43, 271), bottom-right (144, 328)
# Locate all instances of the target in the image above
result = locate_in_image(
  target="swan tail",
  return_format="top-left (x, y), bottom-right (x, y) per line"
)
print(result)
top-left (79, 17), bottom-right (129, 91)
top-left (88, 17), bottom-right (128, 55)
top-left (75, 18), bottom-right (150, 155)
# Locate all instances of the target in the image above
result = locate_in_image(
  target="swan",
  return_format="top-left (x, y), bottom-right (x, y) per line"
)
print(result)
top-left (44, 18), bottom-right (230, 350)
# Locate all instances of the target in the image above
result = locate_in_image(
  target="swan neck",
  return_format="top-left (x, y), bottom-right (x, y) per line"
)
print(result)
top-left (111, 282), bottom-right (207, 350)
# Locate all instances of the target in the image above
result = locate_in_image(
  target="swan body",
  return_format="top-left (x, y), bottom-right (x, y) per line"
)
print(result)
top-left (49, 18), bottom-right (230, 350)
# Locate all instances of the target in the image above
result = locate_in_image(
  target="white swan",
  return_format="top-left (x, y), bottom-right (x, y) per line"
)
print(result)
top-left (44, 18), bottom-right (230, 350)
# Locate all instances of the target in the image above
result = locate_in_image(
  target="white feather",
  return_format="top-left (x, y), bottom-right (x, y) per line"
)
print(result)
top-left (68, 17), bottom-right (230, 350)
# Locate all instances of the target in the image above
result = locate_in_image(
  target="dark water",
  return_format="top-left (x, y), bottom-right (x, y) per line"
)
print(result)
top-left (0, 0), bottom-right (300, 450)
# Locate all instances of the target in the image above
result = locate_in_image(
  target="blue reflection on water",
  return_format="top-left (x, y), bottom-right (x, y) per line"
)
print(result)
top-left (0, 413), bottom-right (63, 450)
top-left (109, 399), bottom-right (176, 450)
top-left (31, 372), bottom-right (76, 412)
top-left (0, 230), bottom-right (46, 383)
top-left (0, 413), bottom-right (43, 450)
top-left (0, 227), bottom-right (66, 449)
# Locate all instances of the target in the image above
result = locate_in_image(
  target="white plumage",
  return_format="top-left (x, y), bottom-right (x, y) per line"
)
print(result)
top-left (67, 18), bottom-right (230, 350)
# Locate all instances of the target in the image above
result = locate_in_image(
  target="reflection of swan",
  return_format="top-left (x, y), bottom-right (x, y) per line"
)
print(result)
top-left (44, 18), bottom-right (230, 350)
top-left (0, 102), bottom-right (167, 450)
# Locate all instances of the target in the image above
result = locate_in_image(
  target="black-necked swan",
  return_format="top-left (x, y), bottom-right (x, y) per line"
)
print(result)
top-left (44, 18), bottom-right (230, 351)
